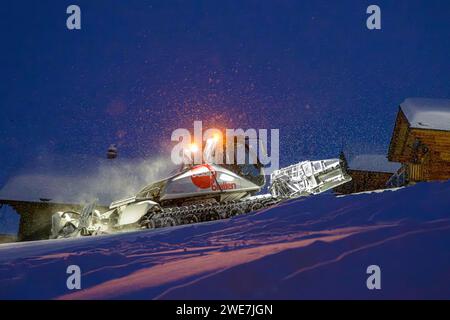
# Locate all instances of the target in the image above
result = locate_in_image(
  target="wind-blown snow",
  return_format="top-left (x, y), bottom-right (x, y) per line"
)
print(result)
top-left (401, 98), bottom-right (450, 131)
top-left (1, 181), bottom-right (450, 299)
top-left (0, 155), bottom-right (174, 205)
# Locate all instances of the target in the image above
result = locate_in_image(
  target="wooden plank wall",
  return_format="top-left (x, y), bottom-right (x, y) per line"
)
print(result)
top-left (389, 108), bottom-right (450, 182)
top-left (388, 109), bottom-right (411, 162)
top-left (334, 170), bottom-right (393, 194)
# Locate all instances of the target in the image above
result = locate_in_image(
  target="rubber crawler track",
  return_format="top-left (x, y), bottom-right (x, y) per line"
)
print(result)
top-left (139, 194), bottom-right (283, 229)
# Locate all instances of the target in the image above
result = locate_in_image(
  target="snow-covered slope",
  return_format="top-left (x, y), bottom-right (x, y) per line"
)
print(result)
top-left (1, 181), bottom-right (450, 299)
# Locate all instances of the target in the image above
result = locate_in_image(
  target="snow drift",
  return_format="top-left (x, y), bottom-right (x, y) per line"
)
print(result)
top-left (0, 181), bottom-right (450, 299)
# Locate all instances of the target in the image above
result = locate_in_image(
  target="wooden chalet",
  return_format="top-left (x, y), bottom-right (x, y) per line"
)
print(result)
top-left (334, 153), bottom-right (400, 194)
top-left (388, 98), bottom-right (450, 183)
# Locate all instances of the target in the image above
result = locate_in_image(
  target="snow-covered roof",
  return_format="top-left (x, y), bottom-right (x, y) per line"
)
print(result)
top-left (400, 98), bottom-right (450, 131)
top-left (348, 154), bottom-right (400, 173)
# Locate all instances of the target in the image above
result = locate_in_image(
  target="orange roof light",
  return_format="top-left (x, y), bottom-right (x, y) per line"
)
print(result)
top-left (213, 133), bottom-right (221, 141)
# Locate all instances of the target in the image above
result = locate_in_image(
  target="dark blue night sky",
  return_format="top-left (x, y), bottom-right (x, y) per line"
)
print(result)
top-left (1, 0), bottom-right (449, 187)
